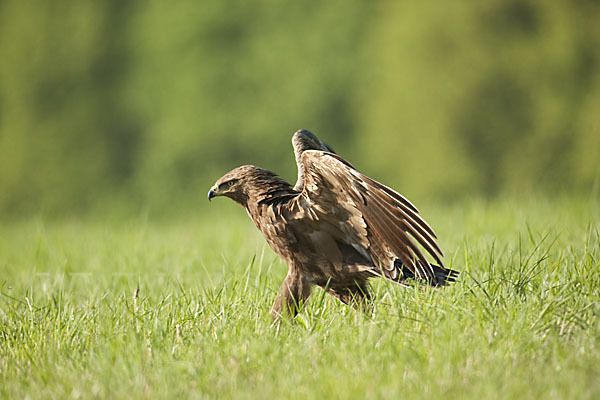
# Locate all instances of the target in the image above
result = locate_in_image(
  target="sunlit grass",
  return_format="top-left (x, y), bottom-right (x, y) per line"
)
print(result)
top-left (1, 197), bottom-right (599, 399)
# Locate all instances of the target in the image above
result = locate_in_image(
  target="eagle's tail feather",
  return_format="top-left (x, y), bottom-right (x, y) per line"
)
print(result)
top-left (428, 262), bottom-right (459, 286)
top-left (397, 260), bottom-right (459, 286)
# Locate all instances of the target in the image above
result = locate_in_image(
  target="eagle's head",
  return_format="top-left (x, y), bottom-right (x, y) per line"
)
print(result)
top-left (208, 165), bottom-right (253, 204)
top-left (208, 165), bottom-right (291, 206)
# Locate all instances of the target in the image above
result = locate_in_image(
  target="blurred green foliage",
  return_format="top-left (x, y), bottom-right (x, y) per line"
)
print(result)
top-left (1, 1), bottom-right (598, 217)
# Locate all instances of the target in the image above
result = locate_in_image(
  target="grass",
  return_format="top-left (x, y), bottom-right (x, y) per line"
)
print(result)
top-left (1, 196), bottom-right (599, 399)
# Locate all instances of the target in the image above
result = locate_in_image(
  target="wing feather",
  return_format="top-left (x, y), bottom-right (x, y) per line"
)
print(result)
top-left (300, 150), bottom-right (445, 282)
top-left (365, 190), bottom-right (443, 266)
top-left (364, 194), bottom-right (436, 277)
top-left (360, 174), bottom-right (439, 242)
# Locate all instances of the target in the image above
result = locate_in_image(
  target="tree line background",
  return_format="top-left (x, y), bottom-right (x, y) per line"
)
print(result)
top-left (1, 0), bottom-right (599, 218)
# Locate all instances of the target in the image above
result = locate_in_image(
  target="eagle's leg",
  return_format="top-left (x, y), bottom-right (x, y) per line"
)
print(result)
top-left (326, 281), bottom-right (372, 311)
top-left (270, 269), bottom-right (313, 318)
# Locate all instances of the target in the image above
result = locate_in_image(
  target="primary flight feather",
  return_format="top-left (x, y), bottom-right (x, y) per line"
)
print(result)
top-left (208, 130), bottom-right (458, 317)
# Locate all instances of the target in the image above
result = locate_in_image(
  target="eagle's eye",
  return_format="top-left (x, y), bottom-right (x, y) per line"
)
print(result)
top-left (219, 180), bottom-right (235, 192)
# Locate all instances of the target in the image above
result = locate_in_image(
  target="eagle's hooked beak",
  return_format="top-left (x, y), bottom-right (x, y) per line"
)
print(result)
top-left (208, 187), bottom-right (217, 201)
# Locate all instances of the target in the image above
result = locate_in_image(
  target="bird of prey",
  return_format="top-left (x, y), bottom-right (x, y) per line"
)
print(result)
top-left (208, 130), bottom-right (458, 317)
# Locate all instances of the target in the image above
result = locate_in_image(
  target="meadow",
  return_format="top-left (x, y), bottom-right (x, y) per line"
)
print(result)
top-left (1, 196), bottom-right (599, 399)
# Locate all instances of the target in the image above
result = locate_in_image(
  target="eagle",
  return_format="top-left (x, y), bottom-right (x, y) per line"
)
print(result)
top-left (208, 130), bottom-right (458, 317)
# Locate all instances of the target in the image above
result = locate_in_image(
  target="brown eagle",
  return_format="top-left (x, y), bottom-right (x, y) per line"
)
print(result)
top-left (209, 130), bottom-right (458, 317)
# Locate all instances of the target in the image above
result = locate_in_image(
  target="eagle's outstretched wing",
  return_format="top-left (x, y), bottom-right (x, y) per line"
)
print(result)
top-left (300, 150), bottom-right (450, 284)
top-left (292, 130), bottom-right (336, 191)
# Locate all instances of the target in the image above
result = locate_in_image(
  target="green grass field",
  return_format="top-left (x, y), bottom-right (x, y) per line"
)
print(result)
top-left (1, 197), bottom-right (599, 399)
